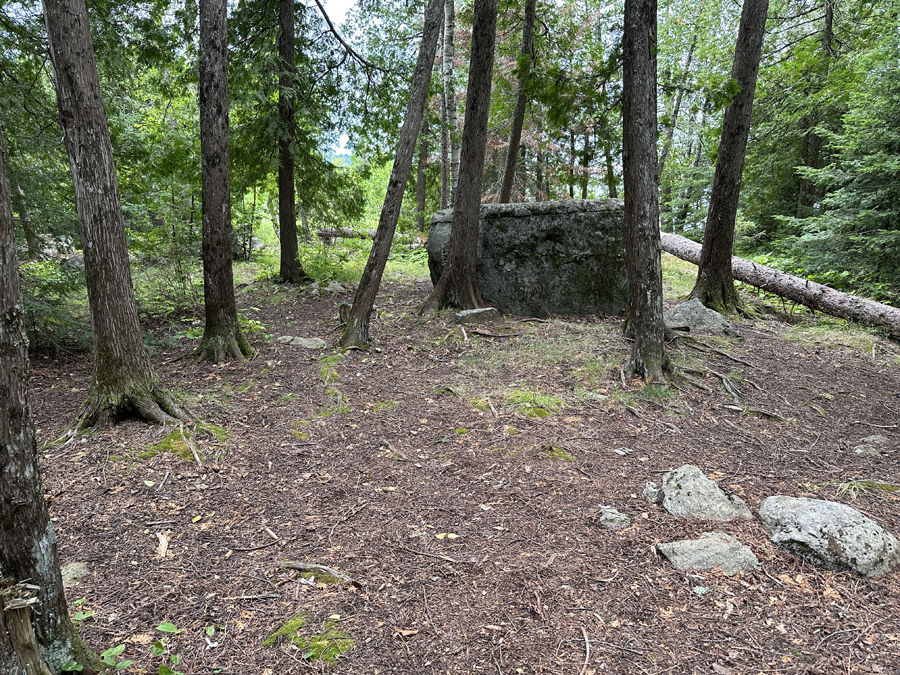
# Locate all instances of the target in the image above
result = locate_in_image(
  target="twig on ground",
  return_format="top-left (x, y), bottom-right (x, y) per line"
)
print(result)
top-left (473, 330), bottom-right (520, 338)
top-left (579, 627), bottom-right (591, 675)
top-left (178, 424), bottom-right (203, 467)
top-left (850, 421), bottom-right (897, 429)
top-left (423, 586), bottom-right (440, 636)
top-left (531, 591), bottom-right (546, 621)
top-left (397, 544), bottom-right (464, 565)
top-left (231, 540), bottom-right (280, 552)
top-left (329, 502), bottom-right (368, 546)
top-left (280, 561), bottom-right (352, 583)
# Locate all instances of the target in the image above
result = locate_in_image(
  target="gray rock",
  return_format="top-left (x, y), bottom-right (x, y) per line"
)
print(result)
top-left (645, 464), bottom-right (752, 521)
top-left (759, 496), bottom-right (900, 577)
top-left (304, 280), bottom-right (347, 296)
top-left (277, 336), bottom-right (326, 349)
top-left (657, 532), bottom-right (759, 576)
top-left (61, 561), bottom-right (90, 588)
top-left (455, 308), bottom-right (500, 324)
top-left (60, 253), bottom-right (85, 272)
top-left (853, 435), bottom-right (890, 457)
top-left (597, 506), bottom-right (631, 529)
top-left (428, 200), bottom-right (627, 316)
top-left (664, 298), bottom-right (739, 336)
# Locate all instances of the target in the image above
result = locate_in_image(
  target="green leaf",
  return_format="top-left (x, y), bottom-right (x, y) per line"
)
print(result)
top-left (157, 622), bottom-right (181, 633)
top-left (61, 660), bottom-right (83, 672)
top-left (73, 611), bottom-right (94, 621)
top-left (116, 661), bottom-right (134, 670)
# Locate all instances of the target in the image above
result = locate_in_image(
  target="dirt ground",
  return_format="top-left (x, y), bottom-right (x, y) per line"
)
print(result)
top-left (32, 269), bottom-right (900, 675)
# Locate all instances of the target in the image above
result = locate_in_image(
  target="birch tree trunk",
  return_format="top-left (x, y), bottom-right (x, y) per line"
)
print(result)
top-left (622, 0), bottom-right (668, 380)
top-left (442, 0), bottom-right (459, 205)
top-left (44, 0), bottom-right (191, 431)
top-left (196, 0), bottom-right (255, 362)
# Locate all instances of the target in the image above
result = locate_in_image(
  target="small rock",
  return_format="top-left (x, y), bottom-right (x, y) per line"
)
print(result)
top-left (304, 281), bottom-right (347, 296)
top-left (454, 308), bottom-right (499, 324)
top-left (596, 506), bottom-right (631, 529)
top-left (277, 336), bottom-right (326, 349)
top-left (692, 586), bottom-right (709, 596)
top-left (61, 561), bottom-right (90, 588)
top-left (853, 435), bottom-right (890, 457)
top-left (648, 464), bottom-right (752, 521)
top-left (664, 298), bottom-right (739, 336)
top-left (613, 447), bottom-right (633, 456)
top-left (759, 496), bottom-right (900, 577)
top-left (642, 481), bottom-right (663, 503)
top-left (657, 532), bottom-right (759, 576)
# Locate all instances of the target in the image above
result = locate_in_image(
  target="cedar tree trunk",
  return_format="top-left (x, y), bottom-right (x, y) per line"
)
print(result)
top-left (277, 0), bottom-right (307, 283)
top-left (339, 0), bottom-right (443, 347)
top-left (498, 0), bottom-right (535, 204)
top-left (622, 0), bottom-right (668, 381)
top-left (421, 0), bottom-right (497, 313)
top-left (12, 186), bottom-right (41, 259)
top-left (690, 0), bottom-right (768, 313)
top-left (0, 121), bottom-right (101, 675)
top-left (44, 0), bottom-right (191, 431)
top-left (196, 0), bottom-right (255, 362)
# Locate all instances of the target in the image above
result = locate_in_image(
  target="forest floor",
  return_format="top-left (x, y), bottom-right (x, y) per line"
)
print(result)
top-left (32, 255), bottom-right (900, 675)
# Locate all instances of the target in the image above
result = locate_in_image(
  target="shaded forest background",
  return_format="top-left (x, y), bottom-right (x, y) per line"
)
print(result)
top-left (1, 0), bottom-right (898, 357)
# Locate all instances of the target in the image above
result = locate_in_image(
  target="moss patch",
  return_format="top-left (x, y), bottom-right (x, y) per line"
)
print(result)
top-left (541, 443), bottom-right (575, 461)
top-left (149, 425), bottom-right (229, 463)
top-left (506, 388), bottom-right (565, 418)
top-left (262, 613), bottom-right (353, 664)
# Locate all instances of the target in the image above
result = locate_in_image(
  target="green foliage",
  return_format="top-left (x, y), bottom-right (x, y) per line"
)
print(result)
top-left (18, 259), bottom-right (92, 353)
top-left (505, 388), bottom-right (565, 417)
top-left (262, 613), bottom-right (353, 664)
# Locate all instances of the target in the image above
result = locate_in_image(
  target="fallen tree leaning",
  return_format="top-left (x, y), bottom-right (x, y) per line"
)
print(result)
top-left (659, 232), bottom-right (900, 337)
top-left (317, 227), bottom-right (423, 248)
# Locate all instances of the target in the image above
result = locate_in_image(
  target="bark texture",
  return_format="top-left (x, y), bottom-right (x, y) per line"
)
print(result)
top-left (0, 120), bottom-right (100, 675)
top-left (442, 0), bottom-right (459, 205)
top-left (277, 0), bottom-right (306, 283)
top-left (421, 0), bottom-right (498, 314)
top-left (622, 0), bottom-right (668, 381)
top-left (497, 0), bottom-right (535, 204)
top-left (416, 116), bottom-right (429, 231)
top-left (44, 0), bottom-right (191, 431)
top-left (339, 0), bottom-right (443, 347)
top-left (690, 0), bottom-right (768, 312)
top-left (196, 0), bottom-right (255, 363)
top-left (662, 232), bottom-right (900, 336)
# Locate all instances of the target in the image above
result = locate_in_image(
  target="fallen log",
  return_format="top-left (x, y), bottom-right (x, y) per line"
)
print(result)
top-left (660, 232), bottom-right (900, 336)
top-left (317, 227), bottom-right (424, 247)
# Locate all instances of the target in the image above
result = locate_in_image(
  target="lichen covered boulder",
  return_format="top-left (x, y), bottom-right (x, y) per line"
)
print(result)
top-left (657, 532), bottom-right (759, 576)
top-left (759, 496), bottom-right (900, 577)
top-left (427, 199), bottom-right (626, 316)
top-left (644, 464), bottom-right (752, 522)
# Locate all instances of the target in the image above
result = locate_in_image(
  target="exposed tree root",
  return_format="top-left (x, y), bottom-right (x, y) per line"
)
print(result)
top-left (62, 379), bottom-right (195, 440)
top-left (193, 330), bottom-right (256, 363)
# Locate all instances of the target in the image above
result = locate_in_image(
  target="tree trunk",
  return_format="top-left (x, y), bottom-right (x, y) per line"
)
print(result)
top-left (421, 0), bottom-right (497, 314)
top-left (416, 116), bottom-right (429, 231)
top-left (196, 0), bottom-right (255, 363)
top-left (658, 33), bottom-right (696, 179)
top-left (442, 0), bottom-right (459, 206)
top-left (689, 0), bottom-right (768, 313)
top-left (277, 0), bottom-right (307, 283)
top-left (0, 120), bottom-right (101, 675)
top-left (44, 0), bottom-right (191, 431)
top-left (440, 37), bottom-right (449, 212)
top-left (661, 232), bottom-right (900, 336)
top-left (580, 127), bottom-right (592, 199)
top-left (340, 0), bottom-right (443, 348)
top-left (11, 186), bottom-right (41, 260)
top-left (622, 0), bottom-right (668, 381)
top-left (604, 144), bottom-right (618, 198)
top-left (498, 0), bottom-right (535, 204)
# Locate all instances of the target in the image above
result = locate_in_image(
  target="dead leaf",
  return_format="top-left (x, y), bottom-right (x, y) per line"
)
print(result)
top-left (155, 531), bottom-right (171, 558)
top-left (711, 663), bottom-right (733, 675)
top-left (396, 628), bottom-right (419, 637)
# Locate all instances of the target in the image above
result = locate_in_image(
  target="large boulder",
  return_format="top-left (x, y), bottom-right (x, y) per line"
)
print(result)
top-left (644, 464), bottom-right (753, 521)
top-left (664, 298), bottom-right (739, 336)
top-left (759, 496), bottom-right (900, 577)
top-left (427, 199), bottom-right (627, 316)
